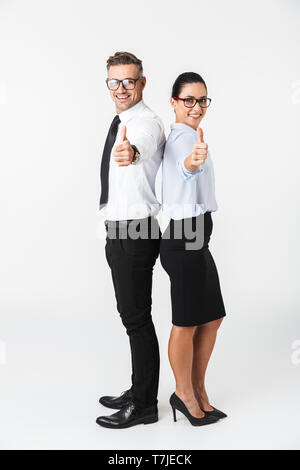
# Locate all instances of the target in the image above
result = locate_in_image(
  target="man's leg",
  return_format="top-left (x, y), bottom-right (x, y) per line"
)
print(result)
top-left (105, 220), bottom-right (160, 410)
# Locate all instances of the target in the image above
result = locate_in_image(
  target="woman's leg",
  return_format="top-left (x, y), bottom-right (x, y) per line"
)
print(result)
top-left (168, 325), bottom-right (205, 418)
top-left (191, 318), bottom-right (224, 411)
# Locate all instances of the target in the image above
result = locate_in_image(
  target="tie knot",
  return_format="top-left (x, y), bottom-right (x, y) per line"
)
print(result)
top-left (112, 115), bottom-right (121, 127)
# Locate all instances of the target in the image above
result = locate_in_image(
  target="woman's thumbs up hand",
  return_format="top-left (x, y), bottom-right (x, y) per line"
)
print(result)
top-left (183, 127), bottom-right (208, 173)
top-left (191, 127), bottom-right (208, 168)
top-left (113, 125), bottom-right (135, 166)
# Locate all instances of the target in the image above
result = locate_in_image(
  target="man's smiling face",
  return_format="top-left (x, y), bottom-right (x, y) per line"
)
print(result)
top-left (107, 64), bottom-right (146, 114)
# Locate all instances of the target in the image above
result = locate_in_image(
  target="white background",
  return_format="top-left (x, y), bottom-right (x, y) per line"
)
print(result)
top-left (0, 0), bottom-right (300, 450)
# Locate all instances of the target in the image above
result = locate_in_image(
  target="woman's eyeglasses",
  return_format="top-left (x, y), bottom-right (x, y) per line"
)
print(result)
top-left (173, 96), bottom-right (212, 108)
top-left (106, 77), bottom-right (142, 91)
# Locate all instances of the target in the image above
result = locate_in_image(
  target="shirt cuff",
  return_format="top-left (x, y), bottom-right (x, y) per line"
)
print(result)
top-left (178, 160), bottom-right (204, 180)
top-left (133, 137), bottom-right (157, 163)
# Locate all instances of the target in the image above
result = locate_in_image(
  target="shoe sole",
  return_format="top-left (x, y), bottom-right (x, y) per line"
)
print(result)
top-left (96, 414), bottom-right (158, 429)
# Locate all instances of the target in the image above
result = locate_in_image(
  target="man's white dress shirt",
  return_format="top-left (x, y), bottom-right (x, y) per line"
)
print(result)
top-left (162, 122), bottom-right (218, 220)
top-left (100, 99), bottom-right (165, 221)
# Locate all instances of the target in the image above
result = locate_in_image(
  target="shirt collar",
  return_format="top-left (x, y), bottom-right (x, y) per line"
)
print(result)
top-left (119, 99), bottom-right (146, 124)
top-left (170, 122), bottom-right (197, 134)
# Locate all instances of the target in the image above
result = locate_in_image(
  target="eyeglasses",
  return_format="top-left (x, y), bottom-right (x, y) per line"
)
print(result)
top-left (173, 96), bottom-right (212, 108)
top-left (106, 77), bottom-right (143, 91)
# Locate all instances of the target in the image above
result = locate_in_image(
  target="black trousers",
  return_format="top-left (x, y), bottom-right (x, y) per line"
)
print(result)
top-left (104, 216), bottom-right (161, 410)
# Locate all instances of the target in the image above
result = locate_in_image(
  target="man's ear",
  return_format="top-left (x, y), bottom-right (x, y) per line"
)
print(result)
top-left (141, 76), bottom-right (146, 90)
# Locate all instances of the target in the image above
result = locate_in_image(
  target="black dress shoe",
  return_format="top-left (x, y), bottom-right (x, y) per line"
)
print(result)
top-left (96, 402), bottom-right (158, 429)
top-left (200, 406), bottom-right (227, 419)
top-left (99, 388), bottom-right (133, 409)
top-left (170, 393), bottom-right (219, 426)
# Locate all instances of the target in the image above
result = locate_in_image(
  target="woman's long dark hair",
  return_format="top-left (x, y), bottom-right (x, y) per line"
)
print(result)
top-left (171, 72), bottom-right (207, 97)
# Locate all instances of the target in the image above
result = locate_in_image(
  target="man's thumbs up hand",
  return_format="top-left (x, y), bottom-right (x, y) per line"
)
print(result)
top-left (120, 125), bottom-right (127, 142)
top-left (191, 127), bottom-right (208, 169)
top-left (197, 127), bottom-right (204, 143)
top-left (113, 125), bottom-right (135, 166)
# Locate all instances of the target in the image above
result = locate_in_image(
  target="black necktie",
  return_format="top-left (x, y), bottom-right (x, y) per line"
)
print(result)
top-left (99, 114), bottom-right (121, 208)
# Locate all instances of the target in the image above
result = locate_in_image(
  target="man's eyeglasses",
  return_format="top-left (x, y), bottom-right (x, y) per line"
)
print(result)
top-left (106, 77), bottom-right (143, 91)
top-left (173, 96), bottom-right (212, 108)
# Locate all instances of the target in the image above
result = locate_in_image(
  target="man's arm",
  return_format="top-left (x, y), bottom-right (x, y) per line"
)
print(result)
top-left (112, 120), bottom-right (162, 166)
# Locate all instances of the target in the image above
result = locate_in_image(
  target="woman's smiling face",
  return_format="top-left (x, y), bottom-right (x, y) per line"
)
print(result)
top-left (170, 82), bottom-right (208, 130)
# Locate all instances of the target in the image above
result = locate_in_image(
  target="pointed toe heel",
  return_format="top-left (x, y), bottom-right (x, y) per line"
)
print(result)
top-left (201, 406), bottom-right (227, 419)
top-left (169, 392), bottom-right (220, 427)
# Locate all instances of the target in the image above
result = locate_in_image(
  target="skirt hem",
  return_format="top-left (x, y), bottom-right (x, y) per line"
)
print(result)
top-left (172, 313), bottom-right (226, 327)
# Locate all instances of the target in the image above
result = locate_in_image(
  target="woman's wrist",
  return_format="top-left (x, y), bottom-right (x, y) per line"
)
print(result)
top-left (184, 154), bottom-right (200, 172)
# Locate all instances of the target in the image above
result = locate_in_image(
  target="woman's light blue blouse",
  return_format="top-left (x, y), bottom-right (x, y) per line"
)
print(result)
top-left (162, 122), bottom-right (218, 220)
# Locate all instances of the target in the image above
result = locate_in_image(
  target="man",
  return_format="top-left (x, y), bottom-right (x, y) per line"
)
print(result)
top-left (96, 51), bottom-right (165, 429)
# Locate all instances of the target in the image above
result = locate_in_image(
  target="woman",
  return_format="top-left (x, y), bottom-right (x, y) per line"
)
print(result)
top-left (160, 72), bottom-right (227, 426)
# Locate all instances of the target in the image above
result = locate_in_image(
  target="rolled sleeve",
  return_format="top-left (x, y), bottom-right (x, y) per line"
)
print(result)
top-left (129, 119), bottom-right (163, 162)
top-left (178, 160), bottom-right (204, 180)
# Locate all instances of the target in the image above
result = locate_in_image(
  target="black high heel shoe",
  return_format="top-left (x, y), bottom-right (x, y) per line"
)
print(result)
top-left (169, 393), bottom-right (220, 426)
top-left (200, 406), bottom-right (227, 419)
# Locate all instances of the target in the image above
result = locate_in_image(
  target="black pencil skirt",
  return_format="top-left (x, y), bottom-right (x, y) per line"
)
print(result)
top-left (160, 211), bottom-right (226, 327)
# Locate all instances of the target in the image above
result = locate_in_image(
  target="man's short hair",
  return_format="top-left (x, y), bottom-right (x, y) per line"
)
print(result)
top-left (106, 51), bottom-right (143, 75)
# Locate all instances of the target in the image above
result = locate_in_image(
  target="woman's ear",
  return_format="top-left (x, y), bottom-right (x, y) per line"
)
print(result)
top-left (170, 97), bottom-right (176, 110)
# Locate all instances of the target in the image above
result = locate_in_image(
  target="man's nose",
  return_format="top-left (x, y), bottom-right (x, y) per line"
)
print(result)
top-left (117, 82), bottom-right (127, 93)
